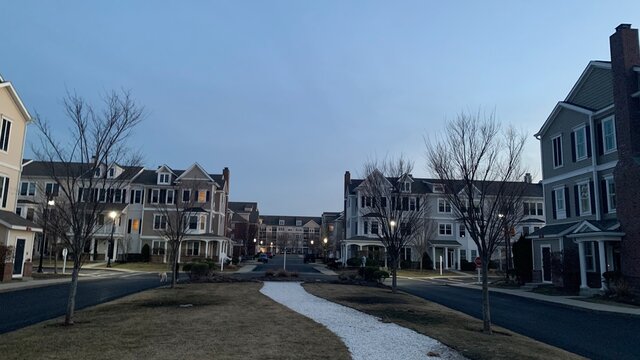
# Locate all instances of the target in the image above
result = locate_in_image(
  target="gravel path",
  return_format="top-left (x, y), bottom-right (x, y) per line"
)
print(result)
top-left (260, 282), bottom-right (465, 360)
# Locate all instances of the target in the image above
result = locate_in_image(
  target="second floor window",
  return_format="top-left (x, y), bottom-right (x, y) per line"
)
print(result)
top-left (20, 182), bottom-right (36, 196)
top-left (166, 189), bottom-right (174, 204)
top-left (45, 183), bottom-right (60, 197)
top-left (0, 118), bottom-right (11, 151)
top-left (459, 225), bottom-right (466, 238)
top-left (371, 221), bottom-right (378, 234)
top-left (578, 182), bottom-right (591, 216)
top-left (130, 189), bottom-right (142, 204)
top-left (523, 202), bottom-right (543, 216)
top-left (573, 126), bottom-right (588, 161)
top-left (151, 189), bottom-right (160, 204)
top-left (438, 199), bottom-right (452, 213)
top-left (553, 187), bottom-right (566, 219)
top-left (439, 223), bottom-right (452, 236)
top-left (602, 118), bottom-right (617, 153)
top-left (153, 214), bottom-right (167, 230)
top-left (552, 135), bottom-right (563, 168)
top-left (605, 177), bottom-right (616, 213)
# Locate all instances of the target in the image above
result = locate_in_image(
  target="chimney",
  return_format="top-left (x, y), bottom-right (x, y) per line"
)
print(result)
top-left (610, 24), bottom-right (640, 157)
top-left (524, 173), bottom-right (532, 183)
top-left (223, 167), bottom-right (230, 192)
top-left (344, 171), bottom-right (351, 191)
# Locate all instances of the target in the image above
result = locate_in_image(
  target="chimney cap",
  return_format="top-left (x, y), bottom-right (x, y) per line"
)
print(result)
top-left (616, 24), bottom-right (632, 30)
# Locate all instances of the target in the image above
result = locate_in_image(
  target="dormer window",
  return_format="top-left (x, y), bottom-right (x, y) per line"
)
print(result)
top-left (296, 220), bottom-right (302, 227)
top-left (158, 173), bottom-right (170, 184)
top-left (94, 168), bottom-right (101, 178)
top-left (433, 184), bottom-right (444, 193)
top-left (402, 182), bottom-right (411, 193)
top-left (279, 220), bottom-right (285, 226)
top-left (108, 168), bottom-right (115, 178)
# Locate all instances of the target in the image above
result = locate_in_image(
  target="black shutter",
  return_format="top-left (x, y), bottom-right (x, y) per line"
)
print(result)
top-left (140, 190), bottom-right (144, 204)
top-left (160, 189), bottom-right (166, 204)
top-left (122, 190), bottom-right (127, 203)
top-left (416, 197), bottom-right (420, 211)
top-left (127, 219), bottom-right (132, 234)
top-left (2, 178), bottom-right (8, 208)
top-left (147, 189), bottom-right (152, 204)
top-left (601, 180), bottom-right (608, 214)
top-left (565, 186), bottom-right (571, 218)
top-left (570, 132), bottom-right (576, 162)
top-left (206, 190), bottom-right (210, 202)
top-left (78, 188), bottom-right (83, 202)
top-left (586, 125), bottom-right (592, 158)
top-left (551, 190), bottom-right (557, 219)
top-left (129, 190), bottom-right (134, 204)
top-left (597, 123), bottom-right (604, 155)
top-left (139, 219), bottom-right (142, 234)
top-left (195, 190), bottom-right (199, 202)
top-left (574, 185), bottom-right (580, 216)
top-left (590, 181), bottom-right (596, 215)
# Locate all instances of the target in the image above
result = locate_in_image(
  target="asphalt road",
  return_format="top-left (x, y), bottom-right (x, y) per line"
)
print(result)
top-left (397, 278), bottom-right (640, 360)
top-left (253, 253), bottom-right (320, 273)
top-left (0, 272), bottom-right (160, 334)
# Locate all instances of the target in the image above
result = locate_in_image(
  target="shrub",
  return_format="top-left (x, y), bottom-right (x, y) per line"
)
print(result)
top-left (276, 269), bottom-right (289, 277)
top-left (488, 260), bottom-right (498, 270)
top-left (190, 262), bottom-right (210, 279)
top-left (265, 269), bottom-right (276, 277)
top-left (374, 270), bottom-right (389, 283)
top-left (346, 257), bottom-right (361, 267)
top-left (326, 259), bottom-right (341, 270)
top-left (400, 260), bottom-right (413, 270)
top-left (358, 266), bottom-right (379, 282)
top-left (461, 259), bottom-right (476, 271)
top-left (613, 278), bottom-right (633, 298)
top-left (366, 258), bottom-right (379, 267)
top-left (141, 244), bottom-right (150, 262)
top-left (290, 271), bottom-right (299, 278)
top-left (182, 263), bottom-right (193, 272)
top-left (232, 256), bottom-right (239, 265)
top-left (0, 245), bottom-right (14, 263)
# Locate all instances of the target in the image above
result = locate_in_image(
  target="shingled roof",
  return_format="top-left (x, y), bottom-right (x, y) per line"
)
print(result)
top-left (260, 215), bottom-right (321, 227)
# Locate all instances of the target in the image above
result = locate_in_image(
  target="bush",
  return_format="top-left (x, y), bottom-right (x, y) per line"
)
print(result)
top-left (0, 245), bottom-right (14, 263)
top-left (141, 244), bottom-right (150, 262)
top-left (182, 263), bottom-right (193, 272)
top-left (232, 256), bottom-right (239, 265)
top-left (276, 269), bottom-right (289, 277)
top-left (461, 259), bottom-right (476, 271)
top-left (374, 270), bottom-right (389, 283)
top-left (358, 266), bottom-right (379, 282)
top-left (366, 258), bottom-right (379, 267)
top-left (290, 271), bottom-right (299, 278)
top-left (326, 259), bottom-right (341, 270)
top-left (488, 260), bottom-right (498, 270)
top-left (400, 260), bottom-right (413, 270)
top-left (265, 269), bottom-right (276, 277)
top-left (346, 257), bottom-right (361, 267)
top-left (190, 262), bottom-right (210, 279)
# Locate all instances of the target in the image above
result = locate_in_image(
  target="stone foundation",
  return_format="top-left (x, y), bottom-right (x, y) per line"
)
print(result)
top-left (1, 262), bottom-right (13, 282)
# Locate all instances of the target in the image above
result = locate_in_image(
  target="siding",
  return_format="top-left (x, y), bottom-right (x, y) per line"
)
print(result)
top-left (541, 108), bottom-right (591, 179)
top-left (567, 67), bottom-right (613, 110)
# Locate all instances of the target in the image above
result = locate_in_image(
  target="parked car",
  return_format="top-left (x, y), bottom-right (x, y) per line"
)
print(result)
top-left (258, 254), bottom-right (269, 263)
top-left (267, 252), bottom-right (273, 258)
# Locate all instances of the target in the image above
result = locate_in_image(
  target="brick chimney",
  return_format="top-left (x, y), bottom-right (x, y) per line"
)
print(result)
top-left (524, 173), bottom-right (532, 184)
top-left (611, 24), bottom-right (640, 289)
top-left (223, 167), bottom-right (230, 193)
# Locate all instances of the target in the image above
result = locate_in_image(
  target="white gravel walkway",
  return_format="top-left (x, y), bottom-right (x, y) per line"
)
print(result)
top-left (260, 282), bottom-right (465, 360)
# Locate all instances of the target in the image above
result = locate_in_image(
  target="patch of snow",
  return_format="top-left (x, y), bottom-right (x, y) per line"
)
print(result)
top-left (260, 282), bottom-right (466, 360)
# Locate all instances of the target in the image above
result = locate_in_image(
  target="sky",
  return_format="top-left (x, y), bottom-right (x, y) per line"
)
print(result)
top-left (2, 1), bottom-right (640, 216)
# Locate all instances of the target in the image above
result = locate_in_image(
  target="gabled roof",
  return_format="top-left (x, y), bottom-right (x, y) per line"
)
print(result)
top-left (529, 219), bottom-right (621, 239)
top-left (0, 79), bottom-right (31, 122)
top-left (0, 210), bottom-right (42, 232)
top-left (260, 215), bottom-right (321, 227)
top-left (176, 163), bottom-right (214, 182)
top-left (155, 164), bottom-right (176, 175)
top-left (22, 160), bottom-right (143, 181)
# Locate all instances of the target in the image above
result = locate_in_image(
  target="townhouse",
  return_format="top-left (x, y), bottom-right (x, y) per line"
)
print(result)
top-left (229, 201), bottom-right (260, 257)
top-left (19, 161), bottom-right (232, 264)
top-left (321, 211), bottom-right (342, 258)
top-left (342, 171), bottom-right (543, 270)
top-left (0, 74), bottom-right (41, 281)
top-left (257, 215), bottom-right (321, 254)
top-left (531, 24), bottom-right (640, 294)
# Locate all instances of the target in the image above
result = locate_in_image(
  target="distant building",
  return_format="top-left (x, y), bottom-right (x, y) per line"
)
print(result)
top-left (229, 201), bottom-right (260, 256)
top-left (258, 215), bottom-right (321, 254)
top-left (321, 211), bottom-right (342, 258)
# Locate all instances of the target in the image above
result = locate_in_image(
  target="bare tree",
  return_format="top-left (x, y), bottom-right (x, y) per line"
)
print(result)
top-left (425, 110), bottom-right (527, 334)
top-left (33, 90), bottom-right (143, 325)
top-left (152, 181), bottom-right (209, 288)
top-left (359, 157), bottom-right (426, 293)
top-left (411, 218), bottom-right (437, 271)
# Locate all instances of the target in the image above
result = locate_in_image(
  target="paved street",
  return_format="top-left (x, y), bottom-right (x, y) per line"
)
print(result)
top-left (252, 253), bottom-right (320, 274)
top-left (397, 278), bottom-right (640, 360)
top-left (0, 272), bottom-right (160, 334)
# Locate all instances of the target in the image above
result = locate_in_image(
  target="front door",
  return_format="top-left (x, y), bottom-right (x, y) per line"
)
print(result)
top-left (541, 246), bottom-right (551, 282)
top-left (13, 239), bottom-right (26, 276)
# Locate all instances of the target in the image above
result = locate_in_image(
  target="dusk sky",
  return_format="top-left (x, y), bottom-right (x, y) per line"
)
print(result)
top-left (2, 1), bottom-right (639, 216)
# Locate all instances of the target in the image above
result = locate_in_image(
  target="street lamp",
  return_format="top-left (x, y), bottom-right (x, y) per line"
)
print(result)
top-left (323, 237), bottom-right (328, 259)
top-left (498, 213), bottom-right (511, 273)
top-left (107, 211), bottom-right (117, 268)
top-left (37, 197), bottom-right (55, 273)
top-left (310, 240), bottom-right (314, 256)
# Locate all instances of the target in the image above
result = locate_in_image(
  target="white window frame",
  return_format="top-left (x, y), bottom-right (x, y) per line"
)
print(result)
top-left (438, 198), bottom-right (452, 213)
top-left (182, 189), bottom-right (191, 203)
top-left (200, 215), bottom-right (206, 231)
top-left (574, 125), bottom-right (587, 161)
top-left (186, 241), bottom-right (200, 256)
top-left (578, 181), bottom-right (592, 216)
top-left (459, 224), bottom-right (466, 238)
top-left (158, 173), bottom-right (170, 184)
top-left (108, 168), bottom-right (115, 178)
top-left (152, 240), bottom-right (166, 255)
top-left (151, 189), bottom-right (160, 204)
top-left (166, 189), bottom-right (174, 204)
top-left (45, 182), bottom-right (59, 197)
top-left (554, 187), bottom-right (566, 219)
top-left (552, 134), bottom-right (563, 169)
top-left (279, 220), bottom-right (285, 226)
top-left (0, 117), bottom-right (11, 152)
top-left (153, 214), bottom-right (167, 230)
top-left (438, 222), bottom-right (453, 236)
top-left (131, 189), bottom-right (142, 204)
top-left (409, 197), bottom-right (416, 211)
top-left (602, 117), bottom-right (617, 154)
top-left (605, 176), bottom-right (616, 213)
top-left (585, 242), bottom-right (595, 271)
top-left (20, 181), bottom-right (36, 196)
top-left (296, 220), bottom-right (302, 226)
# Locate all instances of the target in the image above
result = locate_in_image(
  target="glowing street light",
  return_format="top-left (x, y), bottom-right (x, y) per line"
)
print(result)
top-left (107, 211), bottom-right (118, 268)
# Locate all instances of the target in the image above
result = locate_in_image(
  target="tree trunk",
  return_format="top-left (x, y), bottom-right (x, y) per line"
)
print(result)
top-left (171, 248), bottom-right (178, 288)
top-left (53, 247), bottom-right (58, 274)
top-left (419, 258), bottom-right (423, 272)
top-left (391, 257), bottom-right (398, 293)
top-left (65, 261), bottom-right (80, 325)
top-left (481, 260), bottom-right (492, 334)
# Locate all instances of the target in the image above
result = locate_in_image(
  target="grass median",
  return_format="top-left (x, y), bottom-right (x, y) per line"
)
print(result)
top-left (0, 283), bottom-right (350, 360)
top-left (303, 283), bottom-right (584, 360)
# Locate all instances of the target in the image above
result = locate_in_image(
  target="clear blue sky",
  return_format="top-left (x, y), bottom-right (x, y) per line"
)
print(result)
top-left (2, 1), bottom-right (639, 216)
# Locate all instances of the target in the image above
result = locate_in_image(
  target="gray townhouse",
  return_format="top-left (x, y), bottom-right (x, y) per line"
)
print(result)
top-left (531, 24), bottom-right (640, 295)
top-left (342, 171), bottom-right (544, 270)
top-left (257, 215), bottom-right (321, 254)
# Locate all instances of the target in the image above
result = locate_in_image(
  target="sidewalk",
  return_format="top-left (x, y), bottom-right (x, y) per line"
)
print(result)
top-left (0, 276), bottom-right (72, 293)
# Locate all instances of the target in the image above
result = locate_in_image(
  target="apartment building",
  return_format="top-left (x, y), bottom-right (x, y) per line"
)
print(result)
top-left (257, 215), bottom-right (321, 254)
top-left (0, 74), bottom-right (41, 281)
top-left (342, 171), bottom-right (543, 270)
top-left (321, 211), bottom-right (342, 258)
top-left (532, 24), bottom-right (640, 294)
top-left (229, 201), bottom-right (260, 256)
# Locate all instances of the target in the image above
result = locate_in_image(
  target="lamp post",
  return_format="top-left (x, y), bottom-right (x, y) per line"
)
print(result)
top-left (107, 211), bottom-right (117, 268)
top-left (253, 238), bottom-right (257, 255)
top-left (498, 213), bottom-right (511, 273)
top-left (310, 239), bottom-right (314, 256)
top-left (323, 237), bottom-right (328, 259)
top-left (37, 197), bottom-right (55, 273)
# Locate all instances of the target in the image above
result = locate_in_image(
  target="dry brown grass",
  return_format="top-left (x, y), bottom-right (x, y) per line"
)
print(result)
top-left (304, 283), bottom-right (585, 360)
top-left (0, 283), bottom-right (350, 360)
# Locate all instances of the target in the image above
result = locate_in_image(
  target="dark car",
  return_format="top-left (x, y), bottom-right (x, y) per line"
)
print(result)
top-left (303, 254), bottom-right (316, 263)
top-left (258, 254), bottom-right (269, 263)
top-left (267, 252), bottom-right (273, 259)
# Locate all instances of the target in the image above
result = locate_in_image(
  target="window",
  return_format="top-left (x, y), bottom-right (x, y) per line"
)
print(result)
top-left (26, 208), bottom-right (35, 221)
top-left (471, 250), bottom-right (477, 260)
top-left (438, 199), bottom-right (452, 213)
top-left (554, 187), bottom-right (566, 219)
top-left (45, 183), bottom-right (60, 196)
top-left (524, 202), bottom-right (544, 216)
top-left (200, 215), bottom-right (206, 231)
top-left (0, 118), bottom-right (11, 151)
top-left (108, 168), bottom-right (115, 178)
top-left (98, 189), bottom-right (106, 203)
top-left (552, 135), bottom-right (563, 168)
top-left (182, 189), bottom-right (191, 203)
top-left (166, 189), bottom-right (174, 204)
top-left (363, 221), bottom-right (369, 235)
top-left (197, 190), bottom-right (207, 203)
top-left (578, 182), bottom-right (591, 215)
top-left (152, 240), bottom-right (165, 255)
top-left (131, 190), bottom-right (142, 204)
top-left (296, 220), bottom-right (302, 226)
top-left (460, 249), bottom-right (467, 261)
top-left (433, 184), bottom-right (444, 193)
top-left (158, 173), bottom-right (170, 184)
top-left (574, 126), bottom-right (587, 161)
top-left (602, 117), bottom-right (617, 153)
top-left (523, 227), bottom-right (530, 235)
top-left (409, 197), bottom-right (416, 211)
top-left (132, 219), bottom-right (140, 232)
top-left (279, 220), bottom-right (285, 226)
top-left (188, 215), bottom-right (198, 230)
top-left (186, 241), bottom-right (200, 256)
top-left (402, 182), bottom-right (411, 192)
top-left (459, 225), bottom-right (466, 238)
top-left (371, 221), bottom-right (378, 234)
top-left (151, 189), bottom-right (160, 204)
top-left (153, 214), bottom-right (167, 230)
top-left (16, 207), bottom-right (22, 217)
top-left (439, 223), bottom-right (452, 236)
top-left (20, 182), bottom-right (36, 196)
top-left (606, 177), bottom-right (616, 212)
top-left (585, 242), bottom-right (595, 271)
top-left (94, 168), bottom-right (101, 178)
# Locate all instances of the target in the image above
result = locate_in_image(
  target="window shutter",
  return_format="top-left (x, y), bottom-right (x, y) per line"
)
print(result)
top-left (597, 123), bottom-right (604, 155)
top-left (195, 190), bottom-right (199, 202)
top-left (147, 189), bottom-right (152, 204)
top-left (416, 197), bottom-right (420, 211)
top-left (78, 188), bottom-right (83, 202)
top-left (574, 185), bottom-right (580, 216)
top-left (586, 126), bottom-right (592, 158)
top-left (551, 191), bottom-right (557, 219)
top-left (570, 132), bottom-right (576, 162)
top-left (127, 219), bottom-right (132, 234)
top-left (564, 186), bottom-right (571, 218)
top-left (130, 190), bottom-right (134, 204)
top-left (206, 190), bottom-right (210, 202)
top-left (2, 178), bottom-right (8, 208)
top-left (590, 181), bottom-right (596, 214)
top-left (160, 189), bottom-right (166, 204)
top-left (122, 190), bottom-right (127, 203)
top-left (601, 180), bottom-right (608, 214)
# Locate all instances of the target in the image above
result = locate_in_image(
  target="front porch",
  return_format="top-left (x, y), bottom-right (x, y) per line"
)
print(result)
top-left (429, 240), bottom-right (462, 271)
top-left (149, 235), bottom-right (234, 264)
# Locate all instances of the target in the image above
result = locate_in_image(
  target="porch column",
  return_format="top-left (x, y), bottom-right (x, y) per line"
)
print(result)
top-left (218, 240), bottom-right (222, 259)
top-left (444, 247), bottom-right (449, 269)
top-left (456, 248), bottom-right (461, 270)
top-left (113, 238), bottom-right (118, 263)
top-left (432, 246), bottom-right (436, 270)
top-left (204, 241), bottom-right (209, 258)
top-left (90, 238), bottom-right (95, 261)
top-left (177, 242), bottom-right (182, 264)
top-left (598, 240), bottom-right (607, 290)
top-left (384, 246), bottom-right (387, 269)
top-left (163, 241), bottom-right (167, 263)
top-left (578, 241), bottom-right (588, 289)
